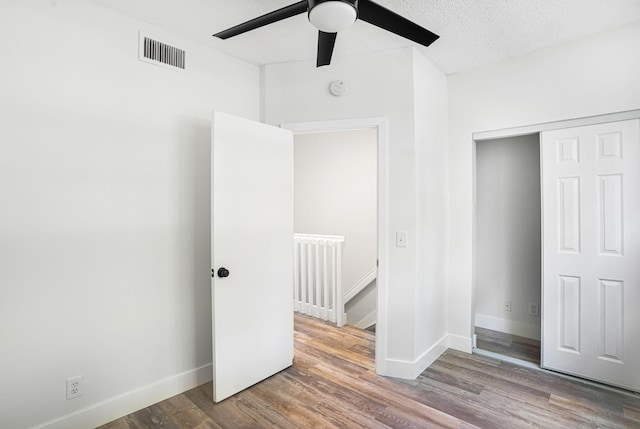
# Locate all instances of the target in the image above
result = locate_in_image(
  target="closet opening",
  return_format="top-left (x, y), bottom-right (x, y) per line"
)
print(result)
top-left (473, 133), bottom-right (541, 366)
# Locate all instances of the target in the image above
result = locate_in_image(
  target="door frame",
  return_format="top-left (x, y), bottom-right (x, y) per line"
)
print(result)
top-left (470, 108), bottom-right (640, 363)
top-left (281, 117), bottom-right (389, 375)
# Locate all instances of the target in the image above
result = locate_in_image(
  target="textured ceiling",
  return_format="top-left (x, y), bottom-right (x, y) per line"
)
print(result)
top-left (94, 0), bottom-right (640, 74)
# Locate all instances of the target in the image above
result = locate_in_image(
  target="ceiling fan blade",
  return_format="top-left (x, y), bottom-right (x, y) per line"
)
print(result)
top-left (213, 0), bottom-right (308, 39)
top-left (358, 0), bottom-right (439, 47)
top-left (317, 31), bottom-right (337, 67)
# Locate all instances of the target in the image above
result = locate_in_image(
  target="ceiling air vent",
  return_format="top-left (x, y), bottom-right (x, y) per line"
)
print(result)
top-left (138, 31), bottom-right (185, 70)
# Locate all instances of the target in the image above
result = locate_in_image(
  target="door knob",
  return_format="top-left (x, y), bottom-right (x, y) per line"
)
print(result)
top-left (217, 267), bottom-right (230, 278)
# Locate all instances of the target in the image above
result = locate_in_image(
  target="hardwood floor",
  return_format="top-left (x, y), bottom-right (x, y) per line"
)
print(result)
top-left (100, 314), bottom-right (640, 429)
top-left (474, 327), bottom-right (541, 365)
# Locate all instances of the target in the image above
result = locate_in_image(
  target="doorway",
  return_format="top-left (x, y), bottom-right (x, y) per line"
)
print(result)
top-left (282, 117), bottom-right (389, 374)
top-left (293, 129), bottom-right (378, 329)
top-left (474, 134), bottom-right (542, 365)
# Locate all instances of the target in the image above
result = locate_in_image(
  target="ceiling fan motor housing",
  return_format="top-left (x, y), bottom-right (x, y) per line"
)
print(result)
top-left (308, 0), bottom-right (359, 33)
top-left (308, 0), bottom-right (358, 8)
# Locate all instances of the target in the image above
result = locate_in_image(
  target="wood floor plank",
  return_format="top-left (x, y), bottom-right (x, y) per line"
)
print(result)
top-left (426, 358), bottom-right (551, 407)
top-left (280, 363), bottom-right (391, 428)
top-left (397, 376), bottom-right (534, 428)
top-left (248, 374), bottom-right (344, 429)
top-left (126, 404), bottom-right (181, 429)
top-left (623, 404), bottom-right (640, 422)
top-left (438, 350), bottom-right (639, 427)
top-left (548, 393), bottom-right (636, 428)
top-left (100, 314), bottom-right (640, 429)
top-left (183, 384), bottom-right (254, 429)
top-left (422, 364), bottom-right (487, 395)
top-left (441, 350), bottom-right (627, 416)
top-left (475, 327), bottom-right (540, 364)
top-left (157, 394), bottom-right (216, 429)
top-left (307, 363), bottom-right (479, 428)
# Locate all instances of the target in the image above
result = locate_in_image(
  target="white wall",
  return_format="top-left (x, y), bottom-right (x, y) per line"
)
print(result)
top-left (0, 2), bottom-right (259, 428)
top-left (413, 51), bottom-right (450, 358)
top-left (293, 129), bottom-right (378, 326)
top-left (475, 135), bottom-right (541, 340)
top-left (448, 22), bottom-right (640, 347)
top-left (265, 47), bottom-right (449, 377)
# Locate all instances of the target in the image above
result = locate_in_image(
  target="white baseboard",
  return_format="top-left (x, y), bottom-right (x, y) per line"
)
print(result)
top-left (352, 309), bottom-right (377, 329)
top-left (475, 313), bottom-right (541, 340)
top-left (37, 364), bottom-right (213, 429)
top-left (447, 333), bottom-right (473, 353)
top-left (380, 334), bottom-right (448, 379)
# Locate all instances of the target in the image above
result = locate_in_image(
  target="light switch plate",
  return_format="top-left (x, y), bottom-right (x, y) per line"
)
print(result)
top-left (396, 231), bottom-right (408, 247)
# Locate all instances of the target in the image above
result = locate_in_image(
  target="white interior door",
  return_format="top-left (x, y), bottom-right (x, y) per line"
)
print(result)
top-left (211, 111), bottom-right (294, 402)
top-left (541, 119), bottom-right (640, 392)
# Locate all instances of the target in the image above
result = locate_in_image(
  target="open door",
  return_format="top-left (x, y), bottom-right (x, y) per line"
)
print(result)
top-left (211, 111), bottom-right (294, 402)
top-left (541, 119), bottom-right (640, 392)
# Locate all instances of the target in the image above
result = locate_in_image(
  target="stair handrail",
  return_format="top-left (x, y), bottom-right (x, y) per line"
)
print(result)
top-left (344, 266), bottom-right (378, 305)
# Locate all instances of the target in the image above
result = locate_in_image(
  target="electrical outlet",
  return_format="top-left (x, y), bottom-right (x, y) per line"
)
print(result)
top-left (529, 303), bottom-right (540, 317)
top-left (66, 375), bottom-right (83, 400)
top-left (503, 300), bottom-right (511, 312)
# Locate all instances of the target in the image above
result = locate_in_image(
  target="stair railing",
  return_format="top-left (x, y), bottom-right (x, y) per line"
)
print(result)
top-left (293, 233), bottom-right (345, 327)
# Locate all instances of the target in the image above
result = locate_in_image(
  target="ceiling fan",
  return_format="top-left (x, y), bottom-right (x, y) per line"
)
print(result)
top-left (213, 0), bottom-right (439, 67)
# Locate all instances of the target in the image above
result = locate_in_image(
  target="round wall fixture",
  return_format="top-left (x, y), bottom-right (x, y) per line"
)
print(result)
top-left (329, 80), bottom-right (347, 96)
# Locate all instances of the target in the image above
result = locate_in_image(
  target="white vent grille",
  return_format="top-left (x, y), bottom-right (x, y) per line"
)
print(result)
top-left (138, 32), bottom-right (185, 70)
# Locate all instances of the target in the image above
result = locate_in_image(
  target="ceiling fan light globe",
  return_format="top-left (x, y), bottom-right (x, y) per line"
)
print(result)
top-left (309, 1), bottom-right (357, 33)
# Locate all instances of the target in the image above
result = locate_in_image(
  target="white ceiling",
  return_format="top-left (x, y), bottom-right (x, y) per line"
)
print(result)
top-left (95, 0), bottom-right (640, 74)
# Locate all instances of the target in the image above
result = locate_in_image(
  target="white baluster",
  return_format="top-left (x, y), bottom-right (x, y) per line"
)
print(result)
top-left (315, 240), bottom-right (322, 318)
top-left (293, 240), bottom-right (299, 312)
top-left (306, 240), bottom-right (313, 316)
top-left (335, 241), bottom-right (344, 327)
top-left (330, 243), bottom-right (336, 324)
top-left (300, 239), bottom-right (307, 315)
top-left (322, 242), bottom-right (329, 321)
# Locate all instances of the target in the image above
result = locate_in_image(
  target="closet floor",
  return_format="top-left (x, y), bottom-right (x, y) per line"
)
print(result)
top-left (475, 327), bottom-right (541, 365)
